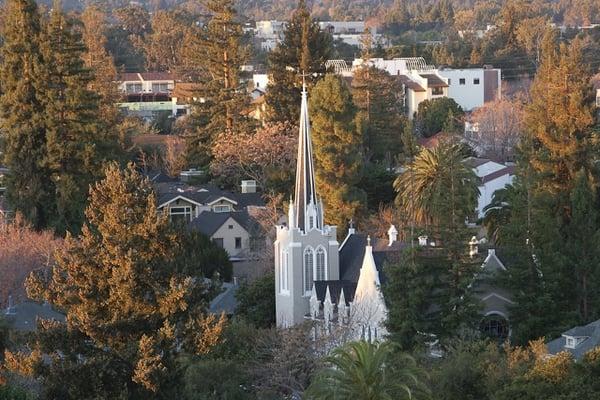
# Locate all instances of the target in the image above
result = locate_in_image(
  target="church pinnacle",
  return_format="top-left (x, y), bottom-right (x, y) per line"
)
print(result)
top-left (292, 81), bottom-right (323, 233)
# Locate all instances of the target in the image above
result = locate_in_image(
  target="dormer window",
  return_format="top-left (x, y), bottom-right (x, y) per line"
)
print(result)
top-left (565, 337), bottom-right (575, 348)
top-left (213, 205), bottom-right (231, 213)
top-left (564, 335), bottom-right (587, 349)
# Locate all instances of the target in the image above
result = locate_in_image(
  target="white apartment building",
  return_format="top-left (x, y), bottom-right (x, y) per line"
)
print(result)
top-left (437, 68), bottom-right (501, 111)
top-left (329, 57), bottom-right (501, 117)
top-left (465, 157), bottom-right (514, 219)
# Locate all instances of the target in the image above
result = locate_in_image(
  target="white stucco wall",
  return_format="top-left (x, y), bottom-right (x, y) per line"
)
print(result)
top-left (437, 69), bottom-right (486, 111)
top-left (477, 174), bottom-right (513, 218)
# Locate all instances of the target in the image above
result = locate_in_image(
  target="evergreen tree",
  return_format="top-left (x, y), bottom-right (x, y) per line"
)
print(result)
top-left (184, 0), bottom-right (250, 166)
top-left (7, 163), bottom-right (225, 398)
top-left (0, 0), bottom-right (52, 229)
top-left (39, 1), bottom-right (105, 233)
top-left (351, 65), bottom-right (405, 165)
top-left (310, 74), bottom-right (366, 229)
top-left (265, 0), bottom-right (332, 123)
top-left (525, 31), bottom-right (595, 198)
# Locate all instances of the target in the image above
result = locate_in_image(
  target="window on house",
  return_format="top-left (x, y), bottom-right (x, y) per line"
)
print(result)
top-left (459, 78), bottom-right (466, 85)
top-left (316, 247), bottom-right (327, 280)
top-left (228, 225), bottom-right (234, 229)
top-left (596, 95), bottom-right (600, 107)
top-left (473, 78), bottom-right (480, 85)
top-left (213, 238), bottom-right (224, 248)
top-left (303, 248), bottom-right (314, 294)
top-left (447, 79), bottom-right (451, 85)
top-left (432, 87), bottom-right (444, 95)
top-left (126, 83), bottom-right (142, 93)
top-left (213, 205), bottom-right (231, 213)
top-left (235, 237), bottom-right (242, 249)
top-left (479, 314), bottom-right (509, 340)
top-left (279, 250), bottom-right (289, 294)
top-left (169, 206), bottom-right (192, 223)
top-left (565, 337), bottom-right (576, 348)
top-left (152, 83), bottom-right (169, 93)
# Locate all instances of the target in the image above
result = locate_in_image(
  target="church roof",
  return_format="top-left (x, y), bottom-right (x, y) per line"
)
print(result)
top-left (314, 280), bottom-right (357, 305)
top-left (339, 233), bottom-right (407, 285)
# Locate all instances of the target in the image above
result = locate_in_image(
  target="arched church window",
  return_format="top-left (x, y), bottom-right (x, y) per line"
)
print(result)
top-left (303, 248), bottom-right (314, 294)
top-left (316, 247), bottom-right (327, 281)
top-left (480, 313), bottom-right (509, 340)
top-left (280, 250), bottom-right (288, 293)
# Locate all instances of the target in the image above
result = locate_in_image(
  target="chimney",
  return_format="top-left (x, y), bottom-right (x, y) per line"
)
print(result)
top-left (387, 225), bottom-right (398, 246)
top-left (241, 180), bottom-right (257, 193)
top-left (488, 248), bottom-right (496, 257)
top-left (469, 236), bottom-right (479, 258)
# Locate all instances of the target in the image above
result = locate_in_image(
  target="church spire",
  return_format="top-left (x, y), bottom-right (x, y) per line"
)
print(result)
top-left (292, 79), bottom-right (322, 233)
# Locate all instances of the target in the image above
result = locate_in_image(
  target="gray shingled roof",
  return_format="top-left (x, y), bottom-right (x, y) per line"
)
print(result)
top-left (155, 182), bottom-right (265, 209)
top-left (339, 233), bottom-right (407, 286)
top-left (209, 282), bottom-right (239, 315)
top-left (314, 280), bottom-right (357, 305)
top-left (546, 319), bottom-right (600, 361)
top-left (4, 301), bottom-right (65, 332)
top-left (189, 211), bottom-right (253, 237)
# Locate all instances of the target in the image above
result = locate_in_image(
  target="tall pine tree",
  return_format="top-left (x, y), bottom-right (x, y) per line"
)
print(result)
top-left (39, 1), bottom-right (105, 234)
top-left (0, 0), bottom-right (52, 229)
top-left (8, 163), bottom-right (226, 398)
top-left (184, 0), bottom-right (250, 167)
top-left (265, 0), bottom-right (332, 123)
top-left (310, 74), bottom-right (366, 230)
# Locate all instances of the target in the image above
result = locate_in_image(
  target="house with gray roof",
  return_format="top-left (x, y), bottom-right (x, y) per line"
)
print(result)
top-left (547, 319), bottom-right (600, 361)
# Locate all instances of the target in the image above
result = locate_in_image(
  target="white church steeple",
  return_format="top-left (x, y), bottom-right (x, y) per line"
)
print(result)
top-left (292, 82), bottom-right (323, 233)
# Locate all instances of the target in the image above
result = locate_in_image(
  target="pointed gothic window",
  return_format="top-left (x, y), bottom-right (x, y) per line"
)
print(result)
top-left (316, 247), bottom-right (327, 281)
top-left (304, 248), bottom-right (314, 294)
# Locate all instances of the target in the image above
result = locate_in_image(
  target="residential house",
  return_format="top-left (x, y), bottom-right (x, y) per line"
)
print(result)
top-left (117, 72), bottom-right (189, 119)
top-left (437, 67), bottom-right (501, 111)
top-left (317, 21), bottom-right (383, 47)
top-left (464, 157), bottom-right (515, 219)
top-left (547, 319), bottom-right (600, 361)
top-left (190, 210), bottom-right (255, 260)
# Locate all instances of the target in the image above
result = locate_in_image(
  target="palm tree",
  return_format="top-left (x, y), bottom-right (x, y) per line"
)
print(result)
top-left (394, 142), bottom-right (479, 227)
top-left (305, 341), bottom-right (429, 400)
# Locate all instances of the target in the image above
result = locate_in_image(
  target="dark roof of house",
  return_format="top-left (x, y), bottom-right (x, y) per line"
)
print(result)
top-left (547, 319), bottom-right (600, 361)
top-left (144, 170), bottom-right (180, 184)
top-left (398, 74), bottom-right (426, 92)
top-left (480, 166), bottom-right (515, 184)
top-left (464, 157), bottom-right (492, 168)
top-left (189, 210), bottom-right (253, 237)
top-left (119, 72), bottom-right (175, 82)
top-left (209, 282), bottom-right (239, 315)
top-left (3, 301), bottom-right (65, 332)
top-left (339, 233), bottom-right (407, 285)
top-left (155, 182), bottom-right (264, 209)
top-left (314, 280), bottom-right (357, 305)
top-left (420, 74), bottom-right (449, 88)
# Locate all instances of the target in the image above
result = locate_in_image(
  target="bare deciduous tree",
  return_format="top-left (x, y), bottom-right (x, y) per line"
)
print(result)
top-left (467, 97), bottom-right (524, 162)
top-left (0, 214), bottom-right (62, 307)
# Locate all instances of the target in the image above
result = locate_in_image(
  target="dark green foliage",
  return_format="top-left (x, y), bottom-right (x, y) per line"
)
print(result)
top-left (173, 229), bottom-right (233, 281)
top-left (0, 316), bottom-right (8, 353)
top-left (0, 0), bottom-right (52, 229)
top-left (40, 2), bottom-right (105, 234)
top-left (310, 74), bottom-right (367, 230)
top-left (384, 247), bottom-right (440, 350)
top-left (182, 358), bottom-right (255, 400)
top-left (235, 273), bottom-right (275, 329)
top-left (184, 0), bottom-right (251, 167)
top-left (359, 163), bottom-right (396, 211)
top-left (0, 385), bottom-right (34, 400)
top-left (352, 65), bottom-right (406, 164)
top-left (265, 0), bottom-right (332, 123)
top-left (415, 97), bottom-right (464, 138)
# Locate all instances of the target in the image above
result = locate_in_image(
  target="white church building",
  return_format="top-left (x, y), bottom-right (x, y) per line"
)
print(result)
top-left (274, 84), bottom-right (515, 343)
